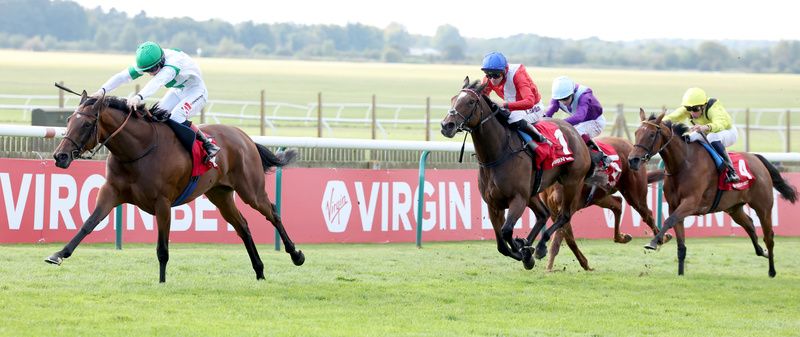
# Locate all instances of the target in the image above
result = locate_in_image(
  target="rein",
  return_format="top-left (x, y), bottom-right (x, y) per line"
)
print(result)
top-left (448, 89), bottom-right (501, 163)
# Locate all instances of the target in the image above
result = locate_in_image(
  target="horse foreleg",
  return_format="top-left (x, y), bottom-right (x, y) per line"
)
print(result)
top-left (154, 200), bottom-right (172, 283)
top-left (521, 196), bottom-right (550, 269)
top-left (622, 189), bottom-right (670, 245)
top-left (645, 202), bottom-right (694, 251)
top-left (487, 206), bottom-right (515, 259)
top-left (673, 221), bottom-right (686, 276)
top-left (534, 183), bottom-right (582, 260)
top-left (45, 186), bottom-right (119, 266)
top-left (499, 197), bottom-right (528, 261)
top-left (545, 229), bottom-right (564, 272)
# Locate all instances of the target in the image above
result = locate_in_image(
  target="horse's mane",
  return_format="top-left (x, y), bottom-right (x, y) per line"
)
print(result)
top-left (463, 79), bottom-right (504, 122)
top-left (646, 113), bottom-right (690, 142)
top-left (82, 96), bottom-right (170, 122)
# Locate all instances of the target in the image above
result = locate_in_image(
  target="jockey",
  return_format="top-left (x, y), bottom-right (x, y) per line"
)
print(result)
top-left (93, 41), bottom-right (220, 162)
top-left (546, 76), bottom-right (610, 167)
top-left (663, 87), bottom-right (740, 183)
top-left (480, 51), bottom-right (549, 152)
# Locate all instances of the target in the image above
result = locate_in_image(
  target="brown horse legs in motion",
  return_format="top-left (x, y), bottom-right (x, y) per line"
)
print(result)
top-left (46, 92), bottom-right (304, 282)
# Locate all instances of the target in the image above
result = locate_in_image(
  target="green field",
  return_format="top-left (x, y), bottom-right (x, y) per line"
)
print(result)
top-left (1, 238), bottom-right (799, 336)
top-left (1, 49), bottom-right (799, 150)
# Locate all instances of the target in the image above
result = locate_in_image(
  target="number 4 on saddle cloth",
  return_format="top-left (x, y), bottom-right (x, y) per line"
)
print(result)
top-left (517, 121), bottom-right (622, 191)
top-left (697, 142), bottom-right (756, 191)
top-left (165, 119), bottom-right (219, 206)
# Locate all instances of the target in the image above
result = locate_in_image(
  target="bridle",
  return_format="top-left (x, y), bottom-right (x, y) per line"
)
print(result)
top-left (447, 89), bottom-right (499, 133)
top-left (633, 120), bottom-right (674, 162)
top-left (64, 102), bottom-right (153, 162)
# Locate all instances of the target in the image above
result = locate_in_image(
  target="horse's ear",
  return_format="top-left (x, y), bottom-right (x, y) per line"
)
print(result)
top-left (91, 92), bottom-right (107, 110)
top-left (476, 80), bottom-right (487, 94)
top-left (656, 111), bottom-right (666, 123)
top-left (639, 108), bottom-right (646, 121)
top-left (80, 90), bottom-right (87, 105)
top-left (462, 76), bottom-right (470, 89)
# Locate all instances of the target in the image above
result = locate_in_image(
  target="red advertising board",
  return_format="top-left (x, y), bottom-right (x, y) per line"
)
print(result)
top-left (1, 158), bottom-right (799, 244)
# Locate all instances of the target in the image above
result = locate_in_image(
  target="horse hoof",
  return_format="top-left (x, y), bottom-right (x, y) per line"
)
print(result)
top-left (643, 243), bottom-right (657, 251)
top-left (290, 250), bottom-right (305, 266)
top-left (44, 255), bottom-right (62, 266)
top-left (521, 249), bottom-right (535, 270)
top-left (534, 246), bottom-right (547, 260)
top-left (615, 234), bottom-right (633, 244)
top-left (769, 270), bottom-right (776, 278)
top-left (661, 233), bottom-right (673, 245)
top-left (513, 238), bottom-right (527, 252)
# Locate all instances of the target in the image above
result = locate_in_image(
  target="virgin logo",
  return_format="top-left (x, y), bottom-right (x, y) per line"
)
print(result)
top-left (321, 180), bottom-right (351, 233)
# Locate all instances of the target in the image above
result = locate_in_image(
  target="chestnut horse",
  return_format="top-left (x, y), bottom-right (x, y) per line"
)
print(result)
top-left (542, 137), bottom-right (670, 271)
top-left (629, 109), bottom-right (797, 277)
top-left (46, 91), bottom-right (305, 282)
top-left (440, 77), bottom-right (592, 269)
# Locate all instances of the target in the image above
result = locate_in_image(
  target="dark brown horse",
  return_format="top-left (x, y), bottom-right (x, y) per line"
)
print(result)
top-left (542, 137), bottom-right (670, 271)
top-left (628, 109), bottom-right (797, 277)
top-left (440, 77), bottom-right (592, 269)
top-left (47, 91), bottom-right (305, 282)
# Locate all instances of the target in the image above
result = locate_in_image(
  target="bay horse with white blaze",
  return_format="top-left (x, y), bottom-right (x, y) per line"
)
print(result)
top-left (47, 90), bottom-right (305, 282)
top-left (628, 109), bottom-right (797, 277)
top-left (440, 77), bottom-right (592, 269)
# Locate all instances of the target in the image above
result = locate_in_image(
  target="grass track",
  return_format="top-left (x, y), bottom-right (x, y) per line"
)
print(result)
top-left (1, 238), bottom-right (799, 336)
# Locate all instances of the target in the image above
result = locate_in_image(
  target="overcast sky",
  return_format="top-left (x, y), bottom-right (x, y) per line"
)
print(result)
top-left (72, 0), bottom-right (799, 41)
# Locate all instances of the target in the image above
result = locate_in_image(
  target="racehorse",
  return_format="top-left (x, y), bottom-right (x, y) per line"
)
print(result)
top-left (440, 77), bottom-right (592, 269)
top-left (628, 109), bottom-right (797, 277)
top-left (542, 137), bottom-right (670, 271)
top-left (47, 90), bottom-right (305, 282)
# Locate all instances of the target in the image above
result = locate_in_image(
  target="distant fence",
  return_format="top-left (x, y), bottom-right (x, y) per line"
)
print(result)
top-left (2, 90), bottom-right (799, 151)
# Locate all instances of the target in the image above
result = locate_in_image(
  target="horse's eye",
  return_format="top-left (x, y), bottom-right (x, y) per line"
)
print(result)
top-left (81, 122), bottom-right (92, 129)
top-left (649, 133), bottom-right (656, 138)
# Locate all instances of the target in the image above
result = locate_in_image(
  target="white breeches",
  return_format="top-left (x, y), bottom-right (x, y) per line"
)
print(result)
top-left (688, 125), bottom-right (738, 147)
top-left (574, 115), bottom-right (606, 138)
top-left (159, 85), bottom-right (208, 124)
top-left (508, 102), bottom-right (546, 124)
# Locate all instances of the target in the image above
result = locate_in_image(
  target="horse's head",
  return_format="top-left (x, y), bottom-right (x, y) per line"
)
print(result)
top-left (53, 90), bottom-right (111, 168)
top-left (629, 108), bottom-right (673, 170)
top-left (440, 76), bottom-right (492, 138)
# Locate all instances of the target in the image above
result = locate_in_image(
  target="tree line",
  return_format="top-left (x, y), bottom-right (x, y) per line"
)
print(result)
top-left (2, 0), bottom-right (800, 73)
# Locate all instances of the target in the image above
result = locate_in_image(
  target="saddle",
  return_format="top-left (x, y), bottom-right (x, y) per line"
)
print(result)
top-left (164, 120), bottom-right (217, 206)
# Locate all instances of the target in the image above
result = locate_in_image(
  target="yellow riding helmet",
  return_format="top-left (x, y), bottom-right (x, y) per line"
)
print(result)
top-left (681, 87), bottom-right (708, 107)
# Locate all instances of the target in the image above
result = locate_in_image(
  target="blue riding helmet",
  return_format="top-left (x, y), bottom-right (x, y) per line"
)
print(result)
top-left (481, 52), bottom-right (508, 72)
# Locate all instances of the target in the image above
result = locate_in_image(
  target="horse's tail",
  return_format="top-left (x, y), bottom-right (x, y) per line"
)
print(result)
top-left (646, 169), bottom-right (666, 184)
top-left (754, 154), bottom-right (797, 204)
top-left (255, 143), bottom-right (298, 172)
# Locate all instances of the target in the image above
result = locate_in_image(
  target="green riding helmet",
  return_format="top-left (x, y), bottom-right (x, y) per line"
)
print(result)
top-left (135, 41), bottom-right (164, 71)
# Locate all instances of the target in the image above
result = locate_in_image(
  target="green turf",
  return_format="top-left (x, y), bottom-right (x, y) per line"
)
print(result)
top-left (1, 238), bottom-right (798, 336)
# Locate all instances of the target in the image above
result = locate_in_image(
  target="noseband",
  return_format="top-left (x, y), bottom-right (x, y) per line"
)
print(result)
top-left (447, 89), bottom-right (498, 133)
top-left (633, 121), bottom-right (674, 162)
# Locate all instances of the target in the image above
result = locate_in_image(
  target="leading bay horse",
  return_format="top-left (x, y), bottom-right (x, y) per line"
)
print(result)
top-left (47, 90), bottom-right (305, 282)
top-left (628, 109), bottom-right (797, 277)
top-left (440, 77), bottom-right (592, 269)
top-left (543, 136), bottom-right (670, 271)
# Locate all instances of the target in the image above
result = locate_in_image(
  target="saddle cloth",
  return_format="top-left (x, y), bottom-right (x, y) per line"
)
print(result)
top-left (593, 140), bottom-right (623, 189)
top-left (531, 121), bottom-right (575, 170)
top-left (718, 152), bottom-right (756, 191)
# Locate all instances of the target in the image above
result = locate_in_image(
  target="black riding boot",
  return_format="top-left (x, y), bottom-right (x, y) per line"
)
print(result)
top-left (513, 120), bottom-right (548, 152)
top-left (586, 138), bottom-right (611, 167)
top-left (196, 129), bottom-right (221, 161)
top-left (711, 141), bottom-right (740, 183)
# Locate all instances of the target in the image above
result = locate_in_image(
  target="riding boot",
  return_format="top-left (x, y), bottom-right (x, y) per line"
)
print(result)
top-left (585, 137), bottom-right (611, 168)
top-left (195, 128), bottom-right (221, 161)
top-left (513, 120), bottom-right (547, 143)
top-left (711, 141), bottom-right (740, 183)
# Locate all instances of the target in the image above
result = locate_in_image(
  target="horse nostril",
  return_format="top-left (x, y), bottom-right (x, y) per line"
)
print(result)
top-left (441, 122), bottom-right (454, 130)
top-left (54, 153), bottom-right (68, 161)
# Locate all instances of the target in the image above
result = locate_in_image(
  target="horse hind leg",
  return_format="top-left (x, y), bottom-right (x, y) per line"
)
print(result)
top-left (240, 187), bottom-right (305, 267)
top-left (754, 206), bottom-right (776, 278)
top-left (205, 187), bottom-right (266, 280)
top-left (727, 205), bottom-right (767, 258)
